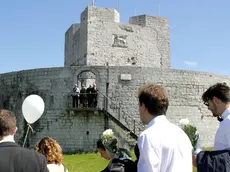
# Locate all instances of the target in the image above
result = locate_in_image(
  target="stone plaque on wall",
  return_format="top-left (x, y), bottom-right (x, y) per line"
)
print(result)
top-left (112, 34), bottom-right (128, 48)
top-left (120, 74), bottom-right (132, 81)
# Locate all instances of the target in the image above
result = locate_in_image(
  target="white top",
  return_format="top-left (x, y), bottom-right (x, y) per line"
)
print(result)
top-left (214, 108), bottom-right (230, 150)
top-left (0, 135), bottom-right (15, 143)
top-left (47, 164), bottom-right (66, 172)
top-left (75, 87), bottom-right (80, 93)
top-left (137, 115), bottom-right (193, 172)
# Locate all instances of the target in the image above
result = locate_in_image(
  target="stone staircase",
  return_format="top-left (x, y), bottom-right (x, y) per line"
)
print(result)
top-left (98, 92), bottom-right (145, 145)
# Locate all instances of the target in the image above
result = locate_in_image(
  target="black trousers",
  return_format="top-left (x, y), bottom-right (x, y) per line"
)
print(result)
top-left (72, 96), bottom-right (79, 107)
top-left (197, 150), bottom-right (230, 172)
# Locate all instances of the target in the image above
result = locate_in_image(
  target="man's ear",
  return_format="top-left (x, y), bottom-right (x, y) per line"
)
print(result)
top-left (213, 96), bottom-right (220, 104)
top-left (141, 103), bottom-right (148, 112)
top-left (13, 127), bottom-right (17, 135)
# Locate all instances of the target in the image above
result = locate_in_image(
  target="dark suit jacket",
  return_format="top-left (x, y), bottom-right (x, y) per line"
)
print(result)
top-left (133, 144), bottom-right (139, 171)
top-left (101, 158), bottom-right (137, 172)
top-left (196, 150), bottom-right (230, 172)
top-left (0, 142), bottom-right (49, 172)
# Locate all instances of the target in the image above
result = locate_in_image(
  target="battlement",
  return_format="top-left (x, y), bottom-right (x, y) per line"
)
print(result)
top-left (129, 15), bottom-right (168, 27)
top-left (64, 6), bottom-right (170, 68)
top-left (81, 6), bottom-right (120, 23)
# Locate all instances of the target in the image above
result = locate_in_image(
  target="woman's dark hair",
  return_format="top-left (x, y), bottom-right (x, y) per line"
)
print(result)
top-left (111, 138), bottom-right (118, 153)
top-left (96, 139), bottom-right (106, 151)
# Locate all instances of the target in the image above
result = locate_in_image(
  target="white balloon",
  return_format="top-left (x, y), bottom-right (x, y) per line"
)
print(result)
top-left (22, 95), bottom-right (45, 124)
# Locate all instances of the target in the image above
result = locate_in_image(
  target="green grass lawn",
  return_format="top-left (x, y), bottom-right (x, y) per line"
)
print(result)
top-left (63, 148), bottom-right (213, 172)
top-left (63, 152), bottom-right (199, 172)
top-left (63, 153), bottom-right (108, 172)
top-left (63, 150), bottom-right (137, 172)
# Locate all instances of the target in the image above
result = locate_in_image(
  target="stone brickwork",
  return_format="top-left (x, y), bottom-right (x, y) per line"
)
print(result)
top-left (105, 67), bottom-right (230, 147)
top-left (0, 68), bottom-right (73, 152)
top-left (65, 24), bottom-right (80, 66)
top-left (1, 66), bottom-right (230, 150)
top-left (0, 67), bottom-right (133, 152)
top-left (65, 6), bottom-right (170, 68)
top-left (29, 110), bottom-right (106, 153)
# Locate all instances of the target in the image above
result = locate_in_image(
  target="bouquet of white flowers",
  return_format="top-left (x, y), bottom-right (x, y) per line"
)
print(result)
top-left (179, 118), bottom-right (202, 155)
top-left (101, 129), bottom-right (114, 145)
top-left (101, 129), bottom-right (132, 159)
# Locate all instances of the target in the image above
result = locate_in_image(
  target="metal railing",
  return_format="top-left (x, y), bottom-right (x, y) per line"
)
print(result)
top-left (68, 91), bottom-right (144, 135)
top-left (98, 91), bottom-right (144, 135)
top-left (70, 92), bottom-right (98, 108)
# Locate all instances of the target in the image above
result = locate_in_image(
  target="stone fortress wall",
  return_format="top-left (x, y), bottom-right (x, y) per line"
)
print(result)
top-left (0, 6), bottom-right (229, 152)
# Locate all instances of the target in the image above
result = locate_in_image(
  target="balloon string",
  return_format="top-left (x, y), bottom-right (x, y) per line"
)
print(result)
top-left (22, 124), bottom-right (34, 147)
top-left (28, 123), bottom-right (34, 133)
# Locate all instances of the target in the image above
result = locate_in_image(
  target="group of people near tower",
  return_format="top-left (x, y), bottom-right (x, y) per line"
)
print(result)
top-left (0, 82), bottom-right (230, 172)
top-left (72, 83), bottom-right (98, 108)
top-left (95, 82), bottom-right (230, 172)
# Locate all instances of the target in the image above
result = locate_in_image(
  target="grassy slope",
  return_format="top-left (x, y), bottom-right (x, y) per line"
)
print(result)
top-left (63, 153), bottom-right (108, 172)
top-left (63, 153), bottom-right (202, 172)
top-left (63, 148), bottom-right (213, 172)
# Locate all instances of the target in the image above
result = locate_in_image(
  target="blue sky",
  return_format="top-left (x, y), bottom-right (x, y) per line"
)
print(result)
top-left (0, 0), bottom-right (229, 75)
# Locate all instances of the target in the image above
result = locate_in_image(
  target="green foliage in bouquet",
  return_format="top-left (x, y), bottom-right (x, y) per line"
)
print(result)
top-left (183, 124), bottom-right (197, 148)
top-left (179, 118), bottom-right (199, 151)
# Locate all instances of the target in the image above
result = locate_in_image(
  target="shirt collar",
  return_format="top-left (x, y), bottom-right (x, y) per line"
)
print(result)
top-left (0, 135), bottom-right (15, 144)
top-left (146, 115), bottom-right (167, 129)
top-left (221, 108), bottom-right (230, 120)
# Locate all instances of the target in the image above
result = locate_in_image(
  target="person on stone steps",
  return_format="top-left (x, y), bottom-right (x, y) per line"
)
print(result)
top-left (80, 85), bottom-right (87, 107)
top-left (87, 85), bottom-right (93, 108)
top-left (91, 83), bottom-right (98, 108)
top-left (72, 84), bottom-right (80, 108)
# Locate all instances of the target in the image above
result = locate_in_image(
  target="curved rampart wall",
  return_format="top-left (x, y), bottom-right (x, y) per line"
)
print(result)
top-left (0, 66), bottom-right (229, 150)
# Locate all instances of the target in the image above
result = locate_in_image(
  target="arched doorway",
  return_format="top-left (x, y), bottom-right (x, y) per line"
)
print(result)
top-left (72, 69), bottom-right (100, 109)
top-left (77, 70), bottom-right (96, 88)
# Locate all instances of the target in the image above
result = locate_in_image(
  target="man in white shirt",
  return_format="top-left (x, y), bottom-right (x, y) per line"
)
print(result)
top-left (137, 84), bottom-right (193, 172)
top-left (202, 82), bottom-right (230, 150)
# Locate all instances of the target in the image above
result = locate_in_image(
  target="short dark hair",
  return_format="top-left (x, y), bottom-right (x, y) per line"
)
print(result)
top-left (0, 110), bottom-right (16, 139)
top-left (96, 139), bottom-right (106, 151)
top-left (202, 83), bottom-right (230, 103)
top-left (138, 84), bottom-right (169, 115)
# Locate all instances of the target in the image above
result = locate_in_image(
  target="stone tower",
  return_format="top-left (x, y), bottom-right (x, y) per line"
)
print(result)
top-left (64, 6), bottom-right (171, 68)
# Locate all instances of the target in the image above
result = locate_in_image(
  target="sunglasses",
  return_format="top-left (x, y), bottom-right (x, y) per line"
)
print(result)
top-left (204, 102), bottom-right (209, 107)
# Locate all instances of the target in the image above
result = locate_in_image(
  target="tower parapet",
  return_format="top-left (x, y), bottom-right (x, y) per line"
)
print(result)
top-left (129, 15), bottom-right (168, 27)
top-left (64, 6), bottom-right (170, 68)
top-left (81, 6), bottom-right (120, 23)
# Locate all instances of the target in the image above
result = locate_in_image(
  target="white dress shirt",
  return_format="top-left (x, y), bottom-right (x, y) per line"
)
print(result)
top-left (137, 115), bottom-right (193, 172)
top-left (214, 108), bottom-right (230, 150)
top-left (0, 135), bottom-right (15, 143)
